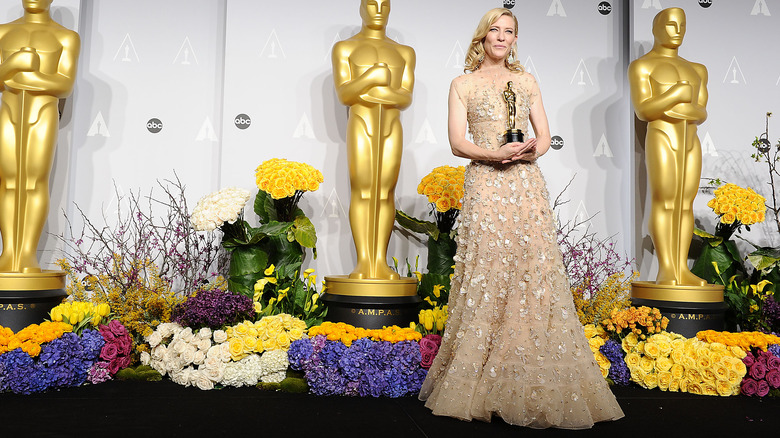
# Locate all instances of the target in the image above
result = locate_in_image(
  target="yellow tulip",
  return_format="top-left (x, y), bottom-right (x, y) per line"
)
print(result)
top-left (96, 303), bottom-right (111, 317)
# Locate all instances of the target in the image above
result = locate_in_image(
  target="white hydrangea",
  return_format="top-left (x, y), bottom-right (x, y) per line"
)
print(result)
top-left (221, 354), bottom-right (263, 387)
top-left (191, 187), bottom-right (251, 231)
top-left (259, 349), bottom-right (289, 383)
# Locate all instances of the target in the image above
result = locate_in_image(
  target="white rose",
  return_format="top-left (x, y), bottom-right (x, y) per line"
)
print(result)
top-left (150, 360), bottom-right (166, 375)
top-left (197, 338), bottom-right (212, 352)
top-left (203, 357), bottom-right (221, 370)
top-left (219, 342), bottom-right (232, 362)
top-left (151, 344), bottom-right (167, 361)
top-left (206, 345), bottom-right (221, 360)
top-left (203, 364), bottom-right (224, 382)
top-left (165, 358), bottom-right (184, 374)
top-left (193, 350), bottom-right (206, 366)
top-left (171, 339), bottom-right (186, 354)
top-left (140, 351), bottom-right (151, 366)
top-left (198, 327), bottom-right (213, 340)
top-left (146, 331), bottom-right (163, 348)
top-left (213, 330), bottom-right (228, 344)
top-left (177, 327), bottom-right (195, 343)
top-left (181, 346), bottom-right (197, 365)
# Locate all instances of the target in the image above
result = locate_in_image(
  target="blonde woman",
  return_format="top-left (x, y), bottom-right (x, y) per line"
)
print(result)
top-left (418, 8), bottom-right (624, 429)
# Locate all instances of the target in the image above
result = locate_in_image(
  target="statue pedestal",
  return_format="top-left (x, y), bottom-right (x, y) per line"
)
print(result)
top-left (322, 275), bottom-right (419, 329)
top-left (0, 271), bottom-right (67, 332)
top-left (631, 281), bottom-right (727, 338)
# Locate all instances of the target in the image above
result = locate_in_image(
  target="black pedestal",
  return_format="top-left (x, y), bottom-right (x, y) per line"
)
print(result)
top-left (0, 288), bottom-right (67, 332)
top-left (321, 293), bottom-right (421, 329)
top-left (631, 297), bottom-right (728, 338)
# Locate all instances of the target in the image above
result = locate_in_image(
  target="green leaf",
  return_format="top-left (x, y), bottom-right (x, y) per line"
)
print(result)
top-left (228, 273), bottom-right (262, 298)
top-left (257, 221), bottom-right (295, 237)
top-left (254, 190), bottom-right (278, 224)
top-left (426, 233), bottom-right (457, 276)
top-left (395, 210), bottom-right (439, 240)
top-left (691, 240), bottom-right (745, 284)
top-left (228, 246), bottom-right (269, 277)
top-left (293, 216), bottom-right (317, 248)
top-left (747, 247), bottom-right (780, 272)
top-left (693, 227), bottom-right (723, 247)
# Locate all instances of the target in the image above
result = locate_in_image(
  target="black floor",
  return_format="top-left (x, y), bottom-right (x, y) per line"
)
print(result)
top-left (1, 381), bottom-right (778, 437)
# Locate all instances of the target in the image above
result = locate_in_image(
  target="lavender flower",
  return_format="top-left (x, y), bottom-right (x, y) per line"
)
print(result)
top-left (600, 340), bottom-right (630, 386)
top-left (87, 361), bottom-right (112, 384)
top-left (172, 288), bottom-right (254, 328)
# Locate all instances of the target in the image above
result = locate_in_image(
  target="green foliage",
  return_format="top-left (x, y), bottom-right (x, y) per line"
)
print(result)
top-left (691, 228), bottom-right (746, 283)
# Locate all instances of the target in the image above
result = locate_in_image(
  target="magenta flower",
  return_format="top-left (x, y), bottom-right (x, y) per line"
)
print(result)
top-left (741, 378), bottom-right (758, 396)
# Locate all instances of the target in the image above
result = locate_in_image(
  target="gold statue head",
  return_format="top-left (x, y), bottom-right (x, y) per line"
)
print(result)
top-left (464, 8), bottom-right (522, 73)
top-left (23, 0), bottom-right (53, 13)
top-left (652, 7), bottom-right (686, 49)
top-left (360, 0), bottom-right (390, 31)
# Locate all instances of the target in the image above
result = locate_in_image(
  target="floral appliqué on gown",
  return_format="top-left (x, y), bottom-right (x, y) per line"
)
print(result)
top-left (418, 69), bottom-right (624, 429)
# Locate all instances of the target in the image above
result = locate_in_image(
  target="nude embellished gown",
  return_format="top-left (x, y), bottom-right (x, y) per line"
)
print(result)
top-left (418, 68), bottom-right (624, 429)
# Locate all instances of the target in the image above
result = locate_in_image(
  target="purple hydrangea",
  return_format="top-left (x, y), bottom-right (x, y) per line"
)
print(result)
top-left (172, 288), bottom-right (254, 328)
top-left (768, 343), bottom-right (780, 359)
top-left (288, 338), bottom-right (314, 371)
top-left (762, 296), bottom-right (780, 331)
top-left (87, 361), bottom-right (112, 384)
top-left (600, 339), bottom-right (630, 386)
top-left (300, 336), bottom-right (427, 398)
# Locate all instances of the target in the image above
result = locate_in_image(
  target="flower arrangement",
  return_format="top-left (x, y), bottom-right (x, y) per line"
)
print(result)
top-left (623, 332), bottom-right (747, 396)
top-left (583, 324), bottom-right (611, 378)
top-left (171, 288), bottom-right (255, 329)
top-left (601, 306), bottom-right (669, 341)
top-left (0, 321), bottom-right (72, 356)
top-left (696, 330), bottom-right (780, 352)
top-left (287, 335), bottom-right (427, 397)
top-left (0, 314), bottom-right (134, 394)
top-left (255, 159), bottom-right (323, 198)
top-left (49, 301), bottom-right (111, 334)
top-left (190, 187), bottom-right (251, 232)
top-left (417, 165), bottom-right (465, 221)
top-left (252, 265), bottom-right (327, 327)
top-left (144, 322), bottom-right (231, 390)
top-left (414, 306), bottom-right (448, 336)
top-left (307, 321), bottom-right (421, 347)
top-left (740, 349), bottom-right (780, 397)
top-left (418, 334), bottom-right (441, 370)
top-left (225, 314), bottom-right (307, 360)
top-left (572, 272), bottom-right (635, 326)
top-left (205, 159), bottom-right (321, 300)
top-left (706, 183), bottom-right (766, 233)
top-left (56, 177), bottom-right (228, 354)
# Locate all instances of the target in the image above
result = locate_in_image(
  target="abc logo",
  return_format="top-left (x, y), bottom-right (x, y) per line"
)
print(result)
top-left (550, 135), bottom-right (564, 150)
top-left (146, 118), bottom-right (163, 134)
top-left (503, 0), bottom-right (515, 9)
top-left (597, 1), bottom-right (612, 15)
top-left (698, 0), bottom-right (712, 8)
top-left (234, 114), bottom-right (251, 130)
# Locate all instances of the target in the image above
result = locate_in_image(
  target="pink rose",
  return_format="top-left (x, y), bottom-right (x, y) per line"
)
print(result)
top-left (767, 370), bottom-right (780, 389)
top-left (741, 378), bottom-right (758, 396)
top-left (757, 351), bottom-right (770, 366)
top-left (101, 342), bottom-right (119, 362)
top-left (117, 354), bottom-right (132, 369)
top-left (757, 380), bottom-right (770, 397)
top-left (419, 338), bottom-right (438, 355)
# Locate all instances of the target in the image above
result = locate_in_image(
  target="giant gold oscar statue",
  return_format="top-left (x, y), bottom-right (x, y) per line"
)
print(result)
top-left (0, 0), bottom-right (80, 331)
top-left (323, 0), bottom-right (419, 329)
top-left (628, 7), bottom-right (725, 337)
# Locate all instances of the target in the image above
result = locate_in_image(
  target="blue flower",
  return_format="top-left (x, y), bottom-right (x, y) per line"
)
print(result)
top-left (600, 340), bottom-right (630, 386)
top-left (288, 338), bottom-right (314, 371)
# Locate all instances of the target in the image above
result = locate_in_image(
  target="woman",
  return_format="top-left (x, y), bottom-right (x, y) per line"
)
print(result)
top-left (418, 8), bottom-right (624, 429)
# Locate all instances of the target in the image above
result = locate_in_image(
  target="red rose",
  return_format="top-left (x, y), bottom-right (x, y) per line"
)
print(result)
top-left (741, 378), bottom-right (758, 396)
top-left (743, 353), bottom-right (755, 368)
top-left (108, 358), bottom-right (122, 375)
top-left (766, 370), bottom-right (780, 389)
top-left (757, 380), bottom-right (770, 397)
top-left (117, 335), bottom-right (133, 355)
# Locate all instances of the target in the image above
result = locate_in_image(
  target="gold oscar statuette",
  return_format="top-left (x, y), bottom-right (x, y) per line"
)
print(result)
top-left (628, 7), bottom-right (724, 335)
top-left (323, 0), bottom-right (418, 328)
top-left (0, 0), bottom-right (80, 330)
top-left (501, 81), bottom-right (523, 145)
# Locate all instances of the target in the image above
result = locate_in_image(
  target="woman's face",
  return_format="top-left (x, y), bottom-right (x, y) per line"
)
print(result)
top-left (482, 15), bottom-right (516, 62)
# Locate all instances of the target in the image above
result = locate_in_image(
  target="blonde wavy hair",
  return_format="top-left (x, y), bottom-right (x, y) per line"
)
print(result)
top-left (464, 8), bottom-right (524, 73)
